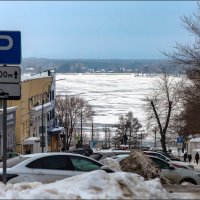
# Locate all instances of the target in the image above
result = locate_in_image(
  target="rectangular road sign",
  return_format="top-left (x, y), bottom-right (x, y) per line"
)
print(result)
top-left (0, 66), bottom-right (21, 83)
top-left (0, 31), bottom-right (21, 65)
top-left (0, 83), bottom-right (21, 100)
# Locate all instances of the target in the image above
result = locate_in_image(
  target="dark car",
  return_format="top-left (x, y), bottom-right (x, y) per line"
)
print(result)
top-left (156, 150), bottom-right (181, 161)
top-left (68, 146), bottom-right (93, 157)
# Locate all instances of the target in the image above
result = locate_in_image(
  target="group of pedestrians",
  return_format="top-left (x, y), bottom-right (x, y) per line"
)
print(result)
top-left (183, 151), bottom-right (200, 164)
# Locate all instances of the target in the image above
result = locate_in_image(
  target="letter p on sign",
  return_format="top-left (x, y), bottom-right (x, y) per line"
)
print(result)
top-left (0, 31), bottom-right (21, 65)
top-left (0, 35), bottom-right (13, 50)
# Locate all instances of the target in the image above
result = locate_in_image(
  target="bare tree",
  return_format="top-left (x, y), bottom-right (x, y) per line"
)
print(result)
top-left (163, 2), bottom-right (200, 77)
top-left (145, 74), bottom-right (182, 152)
top-left (163, 2), bottom-right (200, 137)
top-left (114, 111), bottom-right (142, 148)
top-left (55, 95), bottom-right (94, 150)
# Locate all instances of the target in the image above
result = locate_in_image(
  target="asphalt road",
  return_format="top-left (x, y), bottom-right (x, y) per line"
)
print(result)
top-left (163, 185), bottom-right (200, 199)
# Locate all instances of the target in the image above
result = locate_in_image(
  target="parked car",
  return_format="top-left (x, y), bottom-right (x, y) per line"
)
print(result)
top-left (0, 152), bottom-right (20, 162)
top-left (143, 151), bottom-right (194, 170)
top-left (152, 150), bottom-right (181, 161)
top-left (90, 150), bottom-right (131, 161)
top-left (109, 154), bottom-right (129, 162)
top-left (0, 152), bottom-right (114, 184)
top-left (148, 155), bottom-right (200, 185)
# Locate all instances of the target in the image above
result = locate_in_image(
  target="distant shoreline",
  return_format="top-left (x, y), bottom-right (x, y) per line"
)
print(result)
top-left (56, 72), bottom-right (184, 77)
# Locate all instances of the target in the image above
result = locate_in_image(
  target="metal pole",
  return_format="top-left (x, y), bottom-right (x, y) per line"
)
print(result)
top-left (41, 97), bottom-right (44, 153)
top-left (3, 99), bottom-right (7, 184)
top-left (80, 109), bottom-right (82, 147)
top-left (154, 128), bottom-right (157, 148)
top-left (91, 122), bottom-right (94, 141)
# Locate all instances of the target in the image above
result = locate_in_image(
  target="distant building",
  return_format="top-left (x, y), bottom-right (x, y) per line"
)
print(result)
top-left (7, 69), bottom-right (63, 154)
top-left (0, 107), bottom-right (17, 155)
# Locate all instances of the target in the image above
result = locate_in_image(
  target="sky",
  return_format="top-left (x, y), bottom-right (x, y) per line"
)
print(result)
top-left (0, 1), bottom-right (198, 59)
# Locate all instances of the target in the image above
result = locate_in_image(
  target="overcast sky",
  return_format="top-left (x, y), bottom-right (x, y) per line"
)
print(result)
top-left (0, 1), bottom-right (198, 59)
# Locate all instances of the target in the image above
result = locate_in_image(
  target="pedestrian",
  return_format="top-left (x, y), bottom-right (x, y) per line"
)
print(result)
top-left (195, 152), bottom-right (200, 165)
top-left (183, 152), bottom-right (187, 162)
top-left (188, 153), bottom-right (192, 163)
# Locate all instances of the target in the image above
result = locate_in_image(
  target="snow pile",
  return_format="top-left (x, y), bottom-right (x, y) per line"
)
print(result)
top-left (119, 149), bottom-right (160, 180)
top-left (100, 157), bottom-right (122, 171)
top-left (0, 170), bottom-right (169, 199)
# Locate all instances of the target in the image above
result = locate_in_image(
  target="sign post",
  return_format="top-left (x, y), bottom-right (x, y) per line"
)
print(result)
top-left (0, 31), bottom-right (21, 184)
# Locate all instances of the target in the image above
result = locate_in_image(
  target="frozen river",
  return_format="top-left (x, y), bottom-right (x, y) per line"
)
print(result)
top-left (56, 73), bottom-right (156, 132)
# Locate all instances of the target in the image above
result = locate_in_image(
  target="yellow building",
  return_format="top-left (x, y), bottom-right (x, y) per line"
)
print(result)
top-left (8, 69), bottom-right (62, 154)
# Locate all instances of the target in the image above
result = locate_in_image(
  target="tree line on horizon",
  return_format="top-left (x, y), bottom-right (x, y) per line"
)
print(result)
top-left (21, 58), bottom-right (184, 75)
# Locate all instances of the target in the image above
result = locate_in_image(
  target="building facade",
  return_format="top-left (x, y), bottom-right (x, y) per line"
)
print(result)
top-left (8, 69), bottom-right (63, 154)
top-left (0, 107), bottom-right (17, 155)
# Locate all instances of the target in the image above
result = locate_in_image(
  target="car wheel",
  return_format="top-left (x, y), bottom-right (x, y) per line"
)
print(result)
top-left (180, 179), bottom-right (197, 185)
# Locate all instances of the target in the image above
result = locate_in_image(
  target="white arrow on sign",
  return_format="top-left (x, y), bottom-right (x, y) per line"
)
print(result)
top-left (0, 66), bottom-right (21, 83)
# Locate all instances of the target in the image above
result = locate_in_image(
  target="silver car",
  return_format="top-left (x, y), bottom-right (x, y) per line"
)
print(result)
top-left (0, 152), bottom-right (113, 184)
top-left (148, 155), bottom-right (200, 185)
top-left (143, 151), bottom-right (194, 170)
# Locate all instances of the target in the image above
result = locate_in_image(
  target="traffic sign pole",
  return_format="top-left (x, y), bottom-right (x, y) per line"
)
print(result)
top-left (2, 96), bottom-right (8, 184)
top-left (0, 31), bottom-right (21, 184)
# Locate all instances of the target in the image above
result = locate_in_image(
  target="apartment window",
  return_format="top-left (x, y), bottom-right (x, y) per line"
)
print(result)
top-left (0, 100), bottom-right (2, 108)
top-left (51, 90), bottom-right (54, 101)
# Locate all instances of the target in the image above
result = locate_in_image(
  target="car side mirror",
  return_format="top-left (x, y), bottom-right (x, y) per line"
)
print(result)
top-left (101, 166), bottom-right (114, 173)
top-left (169, 165), bottom-right (175, 170)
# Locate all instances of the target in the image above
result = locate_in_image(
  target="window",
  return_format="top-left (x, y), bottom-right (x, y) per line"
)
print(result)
top-left (51, 90), bottom-right (54, 101)
top-left (151, 157), bottom-right (169, 169)
top-left (69, 156), bottom-right (102, 172)
top-left (26, 155), bottom-right (74, 170)
top-left (0, 157), bottom-right (30, 168)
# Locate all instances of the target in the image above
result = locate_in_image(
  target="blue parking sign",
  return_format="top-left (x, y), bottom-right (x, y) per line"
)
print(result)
top-left (0, 31), bottom-right (21, 65)
top-left (177, 136), bottom-right (183, 143)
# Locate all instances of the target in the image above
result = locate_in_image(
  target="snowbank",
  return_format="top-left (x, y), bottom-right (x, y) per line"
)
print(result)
top-left (120, 149), bottom-right (160, 180)
top-left (0, 170), bottom-right (169, 199)
top-left (100, 157), bottom-right (122, 171)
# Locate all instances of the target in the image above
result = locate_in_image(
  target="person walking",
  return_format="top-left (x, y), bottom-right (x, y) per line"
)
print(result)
top-left (195, 152), bottom-right (200, 165)
top-left (188, 153), bottom-right (192, 163)
top-left (183, 152), bottom-right (187, 162)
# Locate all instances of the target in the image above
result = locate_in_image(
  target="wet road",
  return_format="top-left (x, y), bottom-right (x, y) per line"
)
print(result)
top-left (164, 185), bottom-right (200, 199)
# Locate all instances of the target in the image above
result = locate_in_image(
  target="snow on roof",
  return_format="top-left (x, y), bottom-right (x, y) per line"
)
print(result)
top-left (0, 170), bottom-right (169, 199)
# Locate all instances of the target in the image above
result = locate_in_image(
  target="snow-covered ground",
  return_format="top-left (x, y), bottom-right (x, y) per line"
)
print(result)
top-left (0, 170), bottom-right (169, 199)
top-left (0, 149), bottom-right (199, 199)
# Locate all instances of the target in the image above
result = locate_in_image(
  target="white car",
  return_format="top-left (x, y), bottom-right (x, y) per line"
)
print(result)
top-left (0, 152), bottom-right (113, 184)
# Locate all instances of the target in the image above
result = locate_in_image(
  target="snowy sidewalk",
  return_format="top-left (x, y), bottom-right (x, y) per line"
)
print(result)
top-left (193, 161), bottom-right (200, 172)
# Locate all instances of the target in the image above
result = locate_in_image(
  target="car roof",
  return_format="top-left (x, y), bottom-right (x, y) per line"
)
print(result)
top-left (20, 152), bottom-right (99, 161)
top-left (144, 151), bottom-right (170, 158)
top-left (147, 155), bottom-right (169, 164)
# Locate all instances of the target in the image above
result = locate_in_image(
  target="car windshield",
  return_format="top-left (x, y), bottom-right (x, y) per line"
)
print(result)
top-left (0, 156), bottom-right (30, 168)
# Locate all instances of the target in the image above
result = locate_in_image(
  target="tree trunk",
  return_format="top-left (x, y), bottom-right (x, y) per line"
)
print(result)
top-left (151, 101), bottom-right (166, 152)
top-left (160, 136), bottom-right (167, 152)
top-left (151, 100), bottom-right (172, 153)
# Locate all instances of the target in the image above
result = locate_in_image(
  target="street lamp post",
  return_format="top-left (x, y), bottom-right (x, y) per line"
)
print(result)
top-left (79, 99), bottom-right (94, 148)
top-left (41, 87), bottom-right (48, 153)
top-left (91, 120), bottom-right (94, 141)
top-left (41, 96), bottom-right (45, 153)
top-left (80, 108), bottom-right (83, 147)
